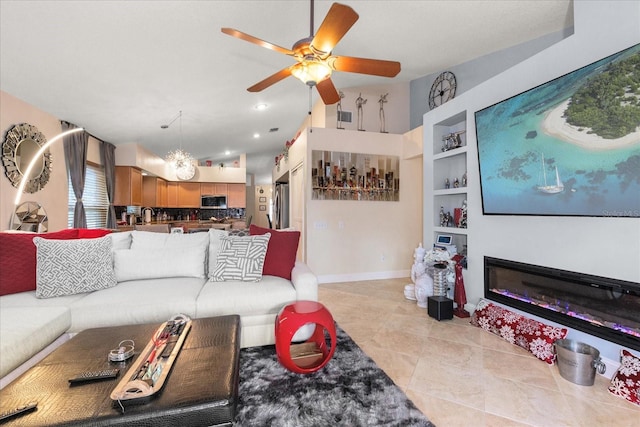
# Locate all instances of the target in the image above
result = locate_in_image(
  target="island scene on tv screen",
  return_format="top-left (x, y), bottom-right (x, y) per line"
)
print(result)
top-left (475, 43), bottom-right (640, 217)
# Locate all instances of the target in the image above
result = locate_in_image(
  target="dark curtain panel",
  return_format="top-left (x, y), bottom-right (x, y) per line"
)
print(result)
top-left (62, 121), bottom-right (88, 228)
top-left (100, 141), bottom-right (117, 229)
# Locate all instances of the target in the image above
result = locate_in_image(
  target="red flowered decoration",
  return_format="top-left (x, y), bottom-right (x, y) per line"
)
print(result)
top-left (608, 349), bottom-right (640, 406)
top-left (471, 299), bottom-right (567, 364)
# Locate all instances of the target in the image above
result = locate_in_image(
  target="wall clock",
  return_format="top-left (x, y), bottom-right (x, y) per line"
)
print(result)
top-left (428, 71), bottom-right (457, 109)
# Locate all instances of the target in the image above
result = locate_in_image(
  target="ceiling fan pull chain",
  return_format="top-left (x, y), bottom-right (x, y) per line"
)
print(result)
top-left (308, 86), bottom-right (313, 132)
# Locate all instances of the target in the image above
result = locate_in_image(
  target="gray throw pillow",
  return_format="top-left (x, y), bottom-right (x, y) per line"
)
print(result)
top-left (34, 236), bottom-right (117, 298)
top-left (211, 234), bottom-right (270, 282)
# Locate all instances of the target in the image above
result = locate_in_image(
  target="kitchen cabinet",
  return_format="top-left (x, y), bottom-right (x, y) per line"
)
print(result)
top-left (227, 183), bottom-right (246, 208)
top-left (200, 183), bottom-right (214, 195)
top-left (142, 176), bottom-right (167, 207)
top-left (114, 166), bottom-right (142, 206)
top-left (177, 182), bottom-right (201, 207)
top-left (167, 182), bottom-right (178, 207)
top-left (201, 183), bottom-right (228, 196)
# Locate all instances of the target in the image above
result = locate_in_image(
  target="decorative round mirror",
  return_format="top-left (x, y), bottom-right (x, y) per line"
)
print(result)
top-left (10, 201), bottom-right (48, 232)
top-left (2, 123), bottom-right (52, 193)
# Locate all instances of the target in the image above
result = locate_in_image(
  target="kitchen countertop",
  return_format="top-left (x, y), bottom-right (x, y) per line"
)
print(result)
top-left (116, 219), bottom-right (241, 231)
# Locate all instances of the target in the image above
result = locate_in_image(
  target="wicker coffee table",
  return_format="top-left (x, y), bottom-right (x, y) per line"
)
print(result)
top-left (0, 315), bottom-right (240, 426)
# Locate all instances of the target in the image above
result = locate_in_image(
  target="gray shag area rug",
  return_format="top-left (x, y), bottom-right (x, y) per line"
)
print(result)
top-left (235, 326), bottom-right (435, 427)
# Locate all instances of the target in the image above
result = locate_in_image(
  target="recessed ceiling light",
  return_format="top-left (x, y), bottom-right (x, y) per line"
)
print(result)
top-left (253, 133), bottom-right (260, 139)
top-left (254, 103), bottom-right (268, 111)
top-left (225, 150), bottom-right (231, 156)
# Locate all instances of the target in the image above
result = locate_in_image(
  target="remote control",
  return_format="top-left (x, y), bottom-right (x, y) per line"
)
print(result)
top-left (0, 402), bottom-right (37, 422)
top-left (68, 368), bottom-right (120, 384)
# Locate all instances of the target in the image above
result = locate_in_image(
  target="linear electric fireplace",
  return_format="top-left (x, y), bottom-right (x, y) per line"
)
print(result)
top-left (484, 257), bottom-right (640, 351)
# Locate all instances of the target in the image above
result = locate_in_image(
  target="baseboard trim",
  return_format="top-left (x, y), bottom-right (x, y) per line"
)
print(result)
top-left (318, 270), bottom-right (410, 284)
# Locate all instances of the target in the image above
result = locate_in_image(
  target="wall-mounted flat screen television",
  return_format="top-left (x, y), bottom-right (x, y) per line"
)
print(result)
top-left (475, 43), bottom-right (639, 217)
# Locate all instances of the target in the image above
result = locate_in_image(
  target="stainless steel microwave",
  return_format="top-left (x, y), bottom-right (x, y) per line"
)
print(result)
top-left (201, 195), bottom-right (227, 209)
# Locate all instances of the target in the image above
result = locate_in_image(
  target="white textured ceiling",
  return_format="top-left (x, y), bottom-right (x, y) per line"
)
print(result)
top-left (0, 0), bottom-right (573, 183)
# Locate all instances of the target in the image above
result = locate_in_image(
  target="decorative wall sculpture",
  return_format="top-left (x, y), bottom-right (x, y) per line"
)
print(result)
top-left (2, 123), bottom-right (52, 193)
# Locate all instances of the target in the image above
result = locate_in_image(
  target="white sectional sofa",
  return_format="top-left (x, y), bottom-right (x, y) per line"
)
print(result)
top-left (0, 227), bottom-right (317, 387)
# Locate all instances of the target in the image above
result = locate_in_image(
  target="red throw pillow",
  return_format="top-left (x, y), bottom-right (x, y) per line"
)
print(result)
top-left (249, 225), bottom-right (300, 280)
top-left (471, 299), bottom-right (568, 364)
top-left (0, 229), bottom-right (80, 296)
top-left (77, 228), bottom-right (112, 238)
top-left (608, 349), bottom-right (640, 406)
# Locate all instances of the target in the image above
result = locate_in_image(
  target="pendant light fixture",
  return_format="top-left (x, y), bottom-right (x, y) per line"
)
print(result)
top-left (163, 111), bottom-right (195, 180)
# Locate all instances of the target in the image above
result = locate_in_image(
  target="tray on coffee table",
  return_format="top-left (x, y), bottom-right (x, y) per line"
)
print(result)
top-left (110, 314), bottom-right (191, 406)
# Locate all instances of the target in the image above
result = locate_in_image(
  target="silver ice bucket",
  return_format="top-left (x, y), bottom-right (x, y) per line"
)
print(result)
top-left (554, 339), bottom-right (606, 386)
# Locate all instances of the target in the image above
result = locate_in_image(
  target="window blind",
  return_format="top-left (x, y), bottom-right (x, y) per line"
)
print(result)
top-left (68, 163), bottom-right (109, 228)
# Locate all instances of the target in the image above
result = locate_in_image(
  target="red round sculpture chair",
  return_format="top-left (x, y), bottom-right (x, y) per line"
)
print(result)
top-left (275, 301), bottom-right (336, 374)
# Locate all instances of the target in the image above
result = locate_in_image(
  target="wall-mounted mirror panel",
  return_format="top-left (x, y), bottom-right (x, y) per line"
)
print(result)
top-left (2, 123), bottom-right (52, 193)
top-left (10, 201), bottom-right (48, 232)
top-left (311, 150), bottom-right (399, 201)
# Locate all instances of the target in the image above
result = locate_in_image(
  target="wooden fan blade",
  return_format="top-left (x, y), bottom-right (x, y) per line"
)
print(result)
top-left (329, 56), bottom-right (401, 77)
top-left (221, 28), bottom-right (294, 56)
top-left (247, 67), bottom-right (293, 92)
top-left (311, 3), bottom-right (359, 55)
top-left (316, 78), bottom-right (341, 104)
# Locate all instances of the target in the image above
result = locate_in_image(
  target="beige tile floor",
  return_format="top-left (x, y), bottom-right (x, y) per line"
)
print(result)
top-left (319, 278), bottom-right (640, 427)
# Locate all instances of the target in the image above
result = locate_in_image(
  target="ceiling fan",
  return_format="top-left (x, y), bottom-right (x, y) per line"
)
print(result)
top-left (221, 1), bottom-right (401, 105)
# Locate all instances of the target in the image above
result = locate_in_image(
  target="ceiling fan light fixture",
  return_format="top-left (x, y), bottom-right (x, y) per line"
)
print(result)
top-left (291, 58), bottom-right (332, 87)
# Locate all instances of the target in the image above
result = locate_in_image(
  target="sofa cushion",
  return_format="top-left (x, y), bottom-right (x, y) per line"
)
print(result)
top-left (113, 246), bottom-right (207, 281)
top-left (34, 236), bottom-right (117, 298)
top-left (250, 225), bottom-right (300, 280)
top-left (0, 229), bottom-right (80, 296)
top-left (67, 277), bottom-right (204, 332)
top-left (210, 234), bottom-right (270, 282)
top-left (196, 274), bottom-right (296, 318)
top-left (0, 289), bottom-right (88, 310)
top-left (130, 230), bottom-right (209, 251)
top-left (0, 306), bottom-right (71, 378)
top-left (110, 231), bottom-right (132, 250)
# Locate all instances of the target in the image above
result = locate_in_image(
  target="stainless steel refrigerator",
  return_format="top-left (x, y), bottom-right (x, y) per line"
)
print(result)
top-left (274, 183), bottom-right (289, 229)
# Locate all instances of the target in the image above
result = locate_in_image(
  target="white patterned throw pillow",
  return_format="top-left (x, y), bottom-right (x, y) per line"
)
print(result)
top-left (34, 236), bottom-right (117, 298)
top-left (211, 234), bottom-right (270, 282)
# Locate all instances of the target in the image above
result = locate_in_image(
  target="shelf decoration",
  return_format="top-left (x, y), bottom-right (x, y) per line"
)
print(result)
top-left (356, 93), bottom-right (367, 131)
top-left (378, 93), bottom-right (388, 133)
top-left (442, 130), bottom-right (465, 152)
top-left (337, 91), bottom-right (345, 129)
top-left (275, 131), bottom-right (300, 170)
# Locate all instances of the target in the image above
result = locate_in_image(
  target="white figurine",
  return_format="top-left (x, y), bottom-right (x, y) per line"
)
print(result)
top-left (411, 244), bottom-right (432, 308)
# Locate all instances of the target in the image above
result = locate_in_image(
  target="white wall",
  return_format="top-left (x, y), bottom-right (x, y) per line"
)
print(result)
top-left (410, 28), bottom-right (574, 129)
top-left (304, 127), bottom-right (422, 282)
top-left (423, 0), bottom-right (640, 362)
top-left (0, 91), bottom-right (103, 231)
top-left (324, 82), bottom-right (410, 135)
